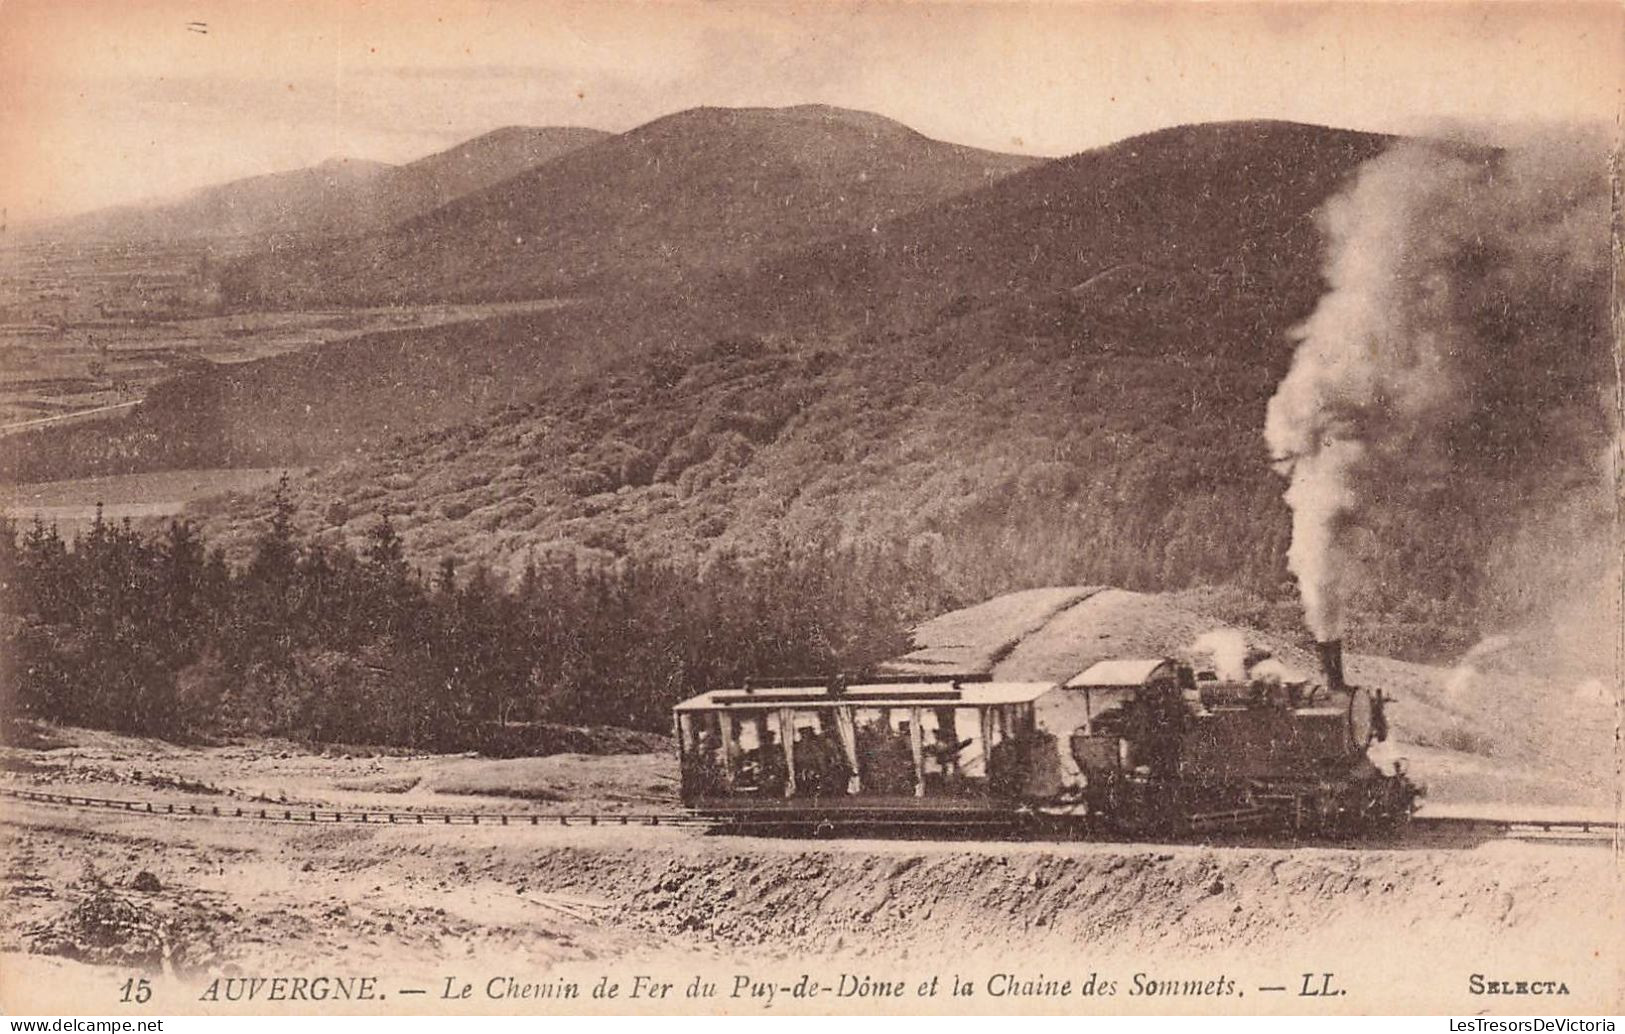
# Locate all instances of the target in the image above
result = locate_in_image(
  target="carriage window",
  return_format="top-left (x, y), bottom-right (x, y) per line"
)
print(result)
top-left (788, 709), bottom-right (849, 797)
top-left (955, 706), bottom-right (990, 780)
top-left (679, 711), bottom-right (729, 798)
top-left (986, 705), bottom-right (1036, 795)
top-left (731, 712), bottom-right (790, 797)
top-left (686, 712), bottom-right (722, 761)
top-left (853, 707), bottom-right (916, 795)
top-left (918, 708), bottom-right (953, 786)
top-left (1085, 687), bottom-right (1136, 734)
top-left (731, 713), bottom-right (762, 790)
top-left (1010, 704), bottom-right (1036, 737)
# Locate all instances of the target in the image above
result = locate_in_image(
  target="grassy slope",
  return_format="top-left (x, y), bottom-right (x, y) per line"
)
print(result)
top-left (60, 120), bottom-right (1377, 473)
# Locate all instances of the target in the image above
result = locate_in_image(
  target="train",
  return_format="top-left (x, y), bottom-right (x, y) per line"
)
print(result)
top-left (671, 639), bottom-right (1421, 837)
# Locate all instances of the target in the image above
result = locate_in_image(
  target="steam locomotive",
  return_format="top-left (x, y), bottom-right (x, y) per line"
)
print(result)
top-left (1068, 640), bottom-right (1419, 836)
top-left (672, 639), bottom-right (1420, 837)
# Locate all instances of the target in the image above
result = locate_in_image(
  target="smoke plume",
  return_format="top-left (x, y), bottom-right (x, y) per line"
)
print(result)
top-left (1265, 130), bottom-right (1614, 645)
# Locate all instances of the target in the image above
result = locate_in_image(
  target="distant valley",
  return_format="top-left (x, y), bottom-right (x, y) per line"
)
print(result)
top-left (0, 124), bottom-right (610, 460)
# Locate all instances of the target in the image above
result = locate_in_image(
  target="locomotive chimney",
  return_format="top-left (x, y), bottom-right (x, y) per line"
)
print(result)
top-left (1316, 640), bottom-right (1347, 694)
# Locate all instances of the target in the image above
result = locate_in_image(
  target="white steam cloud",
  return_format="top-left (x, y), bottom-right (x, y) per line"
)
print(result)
top-left (1265, 130), bottom-right (1612, 643)
top-left (1248, 657), bottom-right (1301, 686)
top-left (1188, 628), bottom-right (1250, 681)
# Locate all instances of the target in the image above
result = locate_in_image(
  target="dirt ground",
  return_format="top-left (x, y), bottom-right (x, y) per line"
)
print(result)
top-left (1, 727), bottom-right (1621, 1015)
top-left (2, 724), bottom-right (679, 816)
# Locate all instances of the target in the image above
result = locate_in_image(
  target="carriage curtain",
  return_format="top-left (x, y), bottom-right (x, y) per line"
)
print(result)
top-left (777, 708), bottom-right (797, 798)
top-left (720, 712), bottom-right (739, 787)
top-left (833, 706), bottom-right (861, 794)
top-left (908, 707), bottom-right (926, 797)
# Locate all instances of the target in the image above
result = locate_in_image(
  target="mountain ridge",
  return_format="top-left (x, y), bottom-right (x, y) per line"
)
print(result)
top-left (219, 104), bottom-right (1044, 307)
top-left (35, 125), bottom-right (610, 246)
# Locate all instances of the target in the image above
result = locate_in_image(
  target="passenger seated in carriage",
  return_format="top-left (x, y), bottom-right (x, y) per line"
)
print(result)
top-left (792, 724), bottom-right (851, 798)
top-left (855, 711), bottom-right (916, 796)
top-left (681, 726), bottom-right (729, 797)
top-left (922, 714), bottom-right (973, 794)
top-left (755, 728), bottom-right (788, 796)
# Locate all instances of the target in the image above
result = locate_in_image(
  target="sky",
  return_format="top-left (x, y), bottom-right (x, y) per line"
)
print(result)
top-left (1, 0), bottom-right (1619, 222)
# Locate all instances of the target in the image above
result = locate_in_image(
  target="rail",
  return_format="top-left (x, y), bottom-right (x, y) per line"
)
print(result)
top-left (0, 786), bottom-right (712, 828)
top-left (1410, 814), bottom-right (1619, 839)
top-left (1, 785), bottom-right (1615, 841)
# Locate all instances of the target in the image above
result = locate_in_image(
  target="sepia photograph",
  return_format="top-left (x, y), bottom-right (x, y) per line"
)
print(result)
top-left (0, 0), bottom-right (1620, 1019)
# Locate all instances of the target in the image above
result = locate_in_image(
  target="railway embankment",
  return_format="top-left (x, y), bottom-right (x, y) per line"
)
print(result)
top-left (2, 789), bottom-right (1616, 1007)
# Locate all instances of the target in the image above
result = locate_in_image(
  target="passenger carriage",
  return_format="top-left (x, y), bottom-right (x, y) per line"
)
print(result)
top-left (671, 674), bottom-right (1075, 829)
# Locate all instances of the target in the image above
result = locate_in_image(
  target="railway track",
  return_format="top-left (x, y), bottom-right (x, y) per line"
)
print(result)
top-left (1409, 814), bottom-right (1619, 843)
top-left (0, 785), bottom-right (713, 828)
top-left (2, 784), bottom-right (1615, 843)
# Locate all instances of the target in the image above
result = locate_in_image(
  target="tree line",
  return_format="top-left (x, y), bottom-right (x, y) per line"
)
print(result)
top-left (0, 479), bottom-right (948, 749)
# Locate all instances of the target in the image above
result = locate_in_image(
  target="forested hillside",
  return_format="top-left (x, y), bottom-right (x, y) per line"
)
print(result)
top-left (189, 330), bottom-right (1487, 663)
top-left (0, 486), bottom-right (939, 741)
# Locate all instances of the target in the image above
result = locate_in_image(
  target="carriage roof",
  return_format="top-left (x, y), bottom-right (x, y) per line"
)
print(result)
top-left (673, 679), bottom-right (1056, 713)
top-left (1064, 658), bottom-right (1178, 688)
